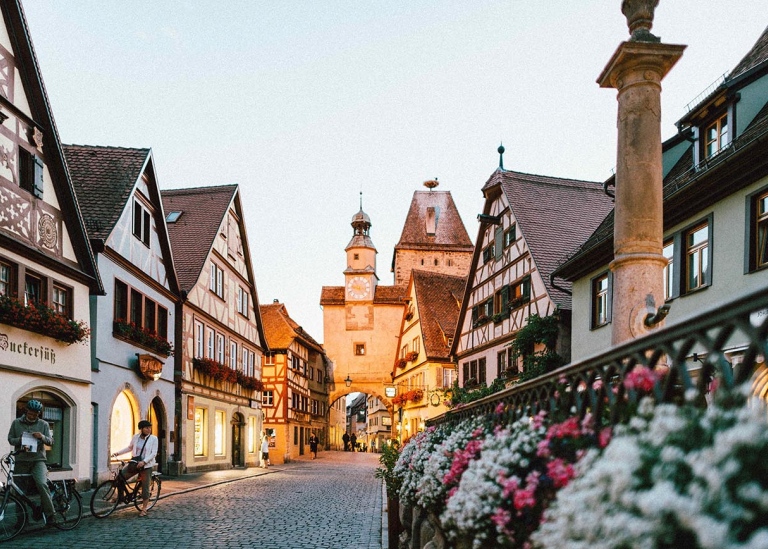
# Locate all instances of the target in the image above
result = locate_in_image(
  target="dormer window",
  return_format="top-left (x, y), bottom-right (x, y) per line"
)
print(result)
top-left (704, 113), bottom-right (729, 158)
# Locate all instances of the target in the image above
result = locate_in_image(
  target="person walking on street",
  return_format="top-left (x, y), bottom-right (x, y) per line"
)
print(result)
top-left (350, 432), bottom-right (357, 452)
top-left (112, 419), bottom-right (158, 517)
top-left (342, 432), bottom-right (350, 452)
top-left (261, 433), bottom-right (270, 468)
top-left (308, 432), bottom-right (319, 460)
top-left (7, 399), bottom-right (58, 525)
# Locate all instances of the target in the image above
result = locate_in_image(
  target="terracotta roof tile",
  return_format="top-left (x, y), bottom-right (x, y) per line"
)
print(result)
top-left (63, 145), bottom-right (149, 241)
top-left (412, 270), bottom-right (465, 358)
top-left (260, 302), bottom-right (323, 352)
top-left (484, 170), bottom-right (613, 309)
top-left (161, 185), bottom-right (237, 291)
top-left (319, 284), bottom-right (407, 305)
top-left (320, 286), bottom-right (345, 305)
top-left (395, 191), bottom-right (473, 251)
top-left (374, 284), bottom-right (408, 304)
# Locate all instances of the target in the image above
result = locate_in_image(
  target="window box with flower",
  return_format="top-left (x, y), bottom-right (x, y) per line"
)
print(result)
top-left (396, 358), bottom-right (408, 369)
top-left (405, 351), bottom-right (419, 362)
top-left (0, 295), bottom-right (90, 345)
top-left (113, 319), bottom-right (173, 356)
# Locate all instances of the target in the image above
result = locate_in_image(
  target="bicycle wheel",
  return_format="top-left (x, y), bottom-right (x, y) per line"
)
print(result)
top-left (0, 491), bottom-right (27, 542)
top-left (90, 480), bottom-right (119, 518)
top-left (133, 474), bottom-right (161, 511)
top-left (53, 489), bottom-right (82, 530)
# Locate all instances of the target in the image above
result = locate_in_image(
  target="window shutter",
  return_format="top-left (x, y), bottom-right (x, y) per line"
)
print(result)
top-left (33, 156), bottom-right (44, 198)
top-left (462, 362), bottom-right (469, 385)
top-left (522, 276), bottom-right (531, 300)
top-left (607, 271), bottom-right (613, 323)
top-left (436, 366), bottom-right (443, 388)
top-left (494, 227), bottom-right (503, 261)
top-left (143, 210), bottom-right (151, 245)
top-left (501, 285), bottom-right (510, 311)
top-left (471, 305), bottom-right (478, 323)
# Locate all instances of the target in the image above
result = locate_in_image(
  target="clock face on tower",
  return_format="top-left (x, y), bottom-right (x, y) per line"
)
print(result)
top-left (346, 276), bottom-right (371, 300)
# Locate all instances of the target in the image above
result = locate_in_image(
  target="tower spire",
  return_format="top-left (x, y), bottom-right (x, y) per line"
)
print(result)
top-left (498, 143), bottom-right (505, 171)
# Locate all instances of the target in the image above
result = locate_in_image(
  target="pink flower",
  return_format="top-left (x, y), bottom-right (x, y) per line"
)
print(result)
top-left (513, 488), bottom-right (536, 510)
top-left (491, 507), bottom-right (512, 530)
top-left (598, 427), bottom-right (612, 448)
top-left (624, 365), bottom-right (662, 392)
top-left (495, 402), bottom-right (506, 415)
top-left (546, 458), bottom-right (575, 488)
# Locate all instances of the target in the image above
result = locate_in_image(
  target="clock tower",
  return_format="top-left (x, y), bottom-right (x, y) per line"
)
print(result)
top-left (344, 204), bottom-right (378, 302)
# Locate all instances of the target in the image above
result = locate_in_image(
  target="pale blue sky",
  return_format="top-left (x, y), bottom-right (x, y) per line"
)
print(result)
top-left (22, 1), bottom-right (766, 340)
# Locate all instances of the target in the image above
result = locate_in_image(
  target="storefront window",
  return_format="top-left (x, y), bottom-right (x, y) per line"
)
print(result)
top-left (194, 408), bottom-right (206, 456)
top-left (214, 410), bottom-right (226, 456)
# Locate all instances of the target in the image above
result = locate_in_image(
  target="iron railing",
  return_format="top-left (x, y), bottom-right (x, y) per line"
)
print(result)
top-left (430, 285), bottom-right (768, 427)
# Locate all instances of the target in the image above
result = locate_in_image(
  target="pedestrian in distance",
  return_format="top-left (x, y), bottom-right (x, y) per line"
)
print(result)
top-left (308, 432), bottom-right (319, 460)
top-left (350, 432), bottom-right (357, 452)
top-left (112, 419), bottom-right (158, 517)
top-left (342, 431), bottom-right (350, 452)
top-left (261, 433), bottom-right (270, 468)
top-left (7, 399), bottom-right (58, 526)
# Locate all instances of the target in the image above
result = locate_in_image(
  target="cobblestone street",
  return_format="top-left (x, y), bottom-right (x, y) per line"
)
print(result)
top-left (2, 451), bottom-right (383, 549)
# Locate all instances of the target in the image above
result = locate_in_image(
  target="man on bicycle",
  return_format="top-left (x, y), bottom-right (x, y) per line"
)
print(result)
top-left (112, 419), bottom-right (158, 517)
top-left (6, 399), bottom-right (58, 525)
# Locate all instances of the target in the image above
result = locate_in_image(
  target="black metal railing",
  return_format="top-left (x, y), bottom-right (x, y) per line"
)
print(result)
top-left (430, 286), bottom-right (768, 427)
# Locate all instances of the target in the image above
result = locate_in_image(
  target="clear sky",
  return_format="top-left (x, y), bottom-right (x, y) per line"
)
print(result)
top-left (21, 1), bottom-right (766, 341)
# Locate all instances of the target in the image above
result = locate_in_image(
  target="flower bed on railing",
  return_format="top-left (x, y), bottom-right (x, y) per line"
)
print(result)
top-left (392, 389), bottom-right (424, 406)
top-left (113, 319), bottom-right (173, 356)
top-left (192, 357), bottom-right (263, 391)
top-left (0, 295), bottom-right (89, 344)
top-left (393, 376), bottom-right (768, 548)
top-left (387, 286), bottom-right (768, 549)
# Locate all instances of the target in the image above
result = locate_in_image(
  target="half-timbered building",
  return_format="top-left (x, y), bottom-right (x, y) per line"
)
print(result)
top-left (162, 185), bottom-right (267, 473)
top-left (65, 145), bottom-right (179, 484)
top-left (392, 270), bottom-right (464, 439)
top-left (451, 156), bottom-right (612, 387)
top-left (260, 301), bottom-right (327, 463)
top-left (0, 1), bottom-right (102, 484)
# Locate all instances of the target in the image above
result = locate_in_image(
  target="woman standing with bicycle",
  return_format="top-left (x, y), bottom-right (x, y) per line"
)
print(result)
top-left (112, 420), bottom-right (157, 517)
top-left (6, 399), bottom-right (58, 526)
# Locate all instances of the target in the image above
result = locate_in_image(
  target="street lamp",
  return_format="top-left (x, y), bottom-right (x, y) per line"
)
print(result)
top-left (344, 375), bottom-right (352, 387)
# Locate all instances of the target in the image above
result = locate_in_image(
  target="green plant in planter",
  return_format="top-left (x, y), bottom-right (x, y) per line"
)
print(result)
top-left (374, 440), bottom-right (402, 498)
top-left (509, 312), bottom-right (565, 383)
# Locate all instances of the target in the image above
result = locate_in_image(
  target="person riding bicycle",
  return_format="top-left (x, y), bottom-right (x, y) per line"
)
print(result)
top-left (6, 399), bottom-right (58, 525)
top-left (112, 419), bottom-right (158, 517)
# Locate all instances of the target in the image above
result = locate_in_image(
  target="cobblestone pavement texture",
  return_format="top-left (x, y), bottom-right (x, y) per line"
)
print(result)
top-left (2, 450), bottom-right (383, 549)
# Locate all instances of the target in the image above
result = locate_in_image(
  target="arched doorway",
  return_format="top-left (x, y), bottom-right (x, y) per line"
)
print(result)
top-left (14, 390), bottom-right (72, 470)
top-left (110, 390), bottom-right (136, 458)
top-left (231, 412), bottom-right (245, 467)
top-left (148, 398), bottom-right (166, 473)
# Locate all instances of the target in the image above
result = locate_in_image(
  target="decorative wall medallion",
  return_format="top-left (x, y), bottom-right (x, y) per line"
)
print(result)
top-left (32, 127), bottom-right (44, 151)
top-left (137, 353), bottom-right (164, 381)
top-left (38, 213), bottom-right (57, 249)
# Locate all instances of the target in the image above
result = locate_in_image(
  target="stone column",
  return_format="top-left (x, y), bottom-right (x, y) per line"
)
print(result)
top-left (598, 1), bottom-right (685, 345)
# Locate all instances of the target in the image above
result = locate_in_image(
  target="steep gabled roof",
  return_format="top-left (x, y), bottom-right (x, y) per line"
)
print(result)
top-left (412, 270), bottom-right (465, 359)
top-left (486, 169), bottom-right (612, 309)
top-left (394, 191), bottom-right (473, 251)
top-left (1, 1), bottom-right (102, 294)
top-left (260, 302), bottom-right (323, 353)
top-left (65, 144), bottom-right (180, 294)
top-left (63, 145), bottom-right (150, 241)
top-left (729, 25), bottom-right (768, 80)
top-left (161, 185), bottom-right (237, 292)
